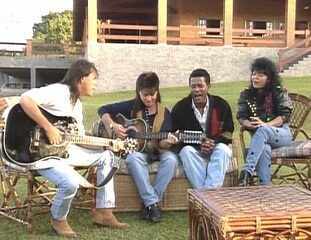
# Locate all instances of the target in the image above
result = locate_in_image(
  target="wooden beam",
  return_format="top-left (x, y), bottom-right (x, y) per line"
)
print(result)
top-left (158, 0), bottom-right (167, 44)
top-left (223, 0), bottom-right (233, 46)
top-left (87, 0), bottom-right (98, 43)
top-left (285, 0), bottom-right (296, 47)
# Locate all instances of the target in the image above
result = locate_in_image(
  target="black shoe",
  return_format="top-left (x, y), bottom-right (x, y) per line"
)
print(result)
top-left (141, 206), bottom-right (150, 220)
top-left (142, 203), bottom-right (161, 223)
top-left (239, 170), bottom-right (252, 186)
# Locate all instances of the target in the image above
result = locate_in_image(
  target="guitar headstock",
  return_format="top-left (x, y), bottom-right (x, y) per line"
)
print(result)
top-left (179, 130), bottom-right (205, 144)
top-left (112, 138), bottom-right (138, 155)
top-left (124, 138), bottom-right (138, 154)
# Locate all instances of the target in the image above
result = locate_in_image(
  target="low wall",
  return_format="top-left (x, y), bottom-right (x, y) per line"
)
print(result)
top-left (87, 43), bottom-right (280, 93)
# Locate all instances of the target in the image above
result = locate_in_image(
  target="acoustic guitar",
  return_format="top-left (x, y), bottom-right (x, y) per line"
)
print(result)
top-left (92, 113), bottom-right (212, 152)
top-left (4, 104), bottom-right (137, 164)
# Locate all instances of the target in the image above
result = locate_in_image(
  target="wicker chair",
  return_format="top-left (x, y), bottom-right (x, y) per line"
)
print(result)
top-left (0, 97), bottom-right (95, 232)
top-left (239, 93), bottom-right (311, 188)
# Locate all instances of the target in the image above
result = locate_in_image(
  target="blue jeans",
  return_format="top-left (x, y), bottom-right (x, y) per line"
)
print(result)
top-left (38, 145), bottom-right (115, 220)
top-left (243, 124), bottom-right (292, 185)
top-left (179, 143), bottom-right (232, 189)
top-left (126, 151), bottom-right (178, 207)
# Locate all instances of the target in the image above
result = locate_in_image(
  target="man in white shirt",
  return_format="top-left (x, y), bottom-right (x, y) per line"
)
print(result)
top-left (171, 68), bottom-right (234, 189)
top-left (19, 59), bottom-right (128, 238)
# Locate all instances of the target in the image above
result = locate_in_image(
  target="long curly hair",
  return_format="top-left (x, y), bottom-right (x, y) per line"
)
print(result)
top-left (248, 57), bottom-right (282, 116)
top-left (132, 72), bottom-right (161, 117)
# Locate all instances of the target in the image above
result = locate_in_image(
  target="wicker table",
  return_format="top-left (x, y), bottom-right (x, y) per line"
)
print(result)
top-left (188, 185), bottom-right (311, 240)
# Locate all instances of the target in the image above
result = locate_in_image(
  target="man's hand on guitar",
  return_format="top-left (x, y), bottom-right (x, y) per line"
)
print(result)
top-left (45, 125), bottom-right (63, 145)
top-left (111, 122), bottom-right (128, 139)
top-left (200, 138), bottom-right (215, 154)
top-left (159, 132), bottom-right (178, 150)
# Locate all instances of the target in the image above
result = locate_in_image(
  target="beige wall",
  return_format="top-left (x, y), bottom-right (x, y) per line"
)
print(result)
top-left (86, 43), bottom-right (280, 93)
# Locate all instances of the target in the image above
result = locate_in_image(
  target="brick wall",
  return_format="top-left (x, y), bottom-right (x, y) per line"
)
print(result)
top-left (87, 43), bottom-right (279, 93)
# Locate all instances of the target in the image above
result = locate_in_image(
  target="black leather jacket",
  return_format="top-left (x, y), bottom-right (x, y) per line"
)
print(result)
top-left (237, 86), bottom-right (293, 123)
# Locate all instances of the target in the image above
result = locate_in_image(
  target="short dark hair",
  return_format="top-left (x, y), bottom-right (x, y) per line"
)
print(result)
top-left (136, 72), bottom-right (160, 92)
top-left (189, 68), bottom-right (211, 85)
top-left (250, 57), bottom-right (281, 91)
top-left (62, 59), bottom-right (98, 101)
top-left (132, 72), bottom-right (161, 116)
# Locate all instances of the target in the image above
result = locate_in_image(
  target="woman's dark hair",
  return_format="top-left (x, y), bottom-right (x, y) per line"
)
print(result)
top-left (62, 59), bottom-right (98, 102)
top-left (250, 57), bottom-right (281, 92)
top-left (249, 57), bottom-right (282, 115)
top-left (132, 72), bottom-right (161, 116)
top-left (189, 68), bottom-right (211, 85)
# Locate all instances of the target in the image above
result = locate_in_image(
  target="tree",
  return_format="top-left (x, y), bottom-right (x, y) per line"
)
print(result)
top-left (33, 10), bottom-right (73, 43)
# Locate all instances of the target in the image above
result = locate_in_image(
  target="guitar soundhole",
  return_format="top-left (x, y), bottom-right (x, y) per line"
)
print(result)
top-left (126, 129), bottom-right (137, 138)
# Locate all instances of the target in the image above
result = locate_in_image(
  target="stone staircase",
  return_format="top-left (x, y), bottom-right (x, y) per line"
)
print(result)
top-left (281, 54), bottom-right (311, 77)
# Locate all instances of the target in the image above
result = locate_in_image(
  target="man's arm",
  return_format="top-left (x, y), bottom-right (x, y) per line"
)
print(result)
top-left (98, 100), bottom-right (133, 139)
top-left (20, 95), bottom-right (62, 145)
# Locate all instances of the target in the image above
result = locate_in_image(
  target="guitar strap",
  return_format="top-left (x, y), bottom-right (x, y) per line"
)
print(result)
top-left (136, 103), bottom-right (165, 160)
top-left (136, 102), bottom-right (165, 132)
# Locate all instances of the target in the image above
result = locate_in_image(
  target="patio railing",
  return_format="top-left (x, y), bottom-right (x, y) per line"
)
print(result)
top-left (99, 22), bottom-right (158, 44)
top-left (98, 22), bottom-right (298, 47)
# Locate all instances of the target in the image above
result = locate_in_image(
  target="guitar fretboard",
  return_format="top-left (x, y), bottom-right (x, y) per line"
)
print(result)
top-left (130, 131), bottom-right (207, 144)
top-left (63, 134), bottom-right (122, 148)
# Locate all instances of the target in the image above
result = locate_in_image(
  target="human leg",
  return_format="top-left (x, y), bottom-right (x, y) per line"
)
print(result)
top-left (126, 152), bottom-right (158, 207)
top-left (179, 145), bottom-right (207, 188)
top-left (38, 161), bottom-right (81, 237)
top-left (243, 125), bottom-right (292, 176)
top-left (255, 144), bottom-right (272, 185)
top-left (204, 143), bottom-right (231, 188)
top-left (65, 146), bottom-right (127, 228)
top-left (153, 151), bottom-right (178, 200)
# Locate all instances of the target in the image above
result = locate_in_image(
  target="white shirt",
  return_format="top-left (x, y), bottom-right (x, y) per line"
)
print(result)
top-left (192, 97), bottom-right (209, 132)
top-left (21, 83), bottom-right (85, 134)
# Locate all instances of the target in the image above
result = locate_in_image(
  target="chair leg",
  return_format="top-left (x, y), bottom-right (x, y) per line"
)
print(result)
top-left (26, 173), bottom-right (34, 232)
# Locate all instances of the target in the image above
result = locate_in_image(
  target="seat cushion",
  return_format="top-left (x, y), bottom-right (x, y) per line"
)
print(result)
top-left (117, 158), bottom-right (186, 177)
top-left (117, 151), bottom-right (238, 178)
top-left (272, 140), bottom-right (311, 158)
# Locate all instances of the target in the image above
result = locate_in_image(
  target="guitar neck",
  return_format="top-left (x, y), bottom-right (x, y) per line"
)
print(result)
top-left (133, 131), bottom-right (207, 144)
top-left (178, 131), bottom-right (207, 144)
top-left (64, 134), bottom-right (120, 148)
top-left (142, 132), bottom-right (170, 140)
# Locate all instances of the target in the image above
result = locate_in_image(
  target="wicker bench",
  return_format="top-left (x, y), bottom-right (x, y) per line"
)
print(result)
top-left (114, 139), bottom-right (240, 212)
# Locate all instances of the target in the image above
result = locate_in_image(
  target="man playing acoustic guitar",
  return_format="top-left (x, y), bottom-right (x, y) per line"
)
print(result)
top-left (171, 69), bottom-right (234, 189)
top-left (98, 72), bottom-right (178, 223)
top-left (19, 59), bottom-right (128, 238)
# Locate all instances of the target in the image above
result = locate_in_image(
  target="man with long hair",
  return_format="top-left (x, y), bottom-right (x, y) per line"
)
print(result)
top-left (98, 72), bottom-right (178, 223)
top-left (19, 59), bottom-right (128, 238)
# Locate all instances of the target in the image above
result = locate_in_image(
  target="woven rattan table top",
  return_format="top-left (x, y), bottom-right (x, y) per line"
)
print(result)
top-left (189, 185), bottom-right (311, 218)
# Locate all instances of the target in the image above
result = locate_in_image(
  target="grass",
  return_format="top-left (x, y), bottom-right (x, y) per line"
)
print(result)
top-left (1, 76), bottom-right (310, 239)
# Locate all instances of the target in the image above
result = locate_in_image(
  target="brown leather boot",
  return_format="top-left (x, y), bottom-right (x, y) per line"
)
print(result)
top-left (51, 219), bottom-right (78, 238)
top-left (92, 208), bottom-right (129, 229)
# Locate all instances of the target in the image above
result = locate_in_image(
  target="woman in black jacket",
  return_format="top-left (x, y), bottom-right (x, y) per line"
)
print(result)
top-left (238, 57), bottom-right (293, 186)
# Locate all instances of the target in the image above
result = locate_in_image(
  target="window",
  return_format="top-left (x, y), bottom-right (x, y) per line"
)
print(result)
top-left (246, 20), bottom-right (272, 37)
top-left (197, 18), bottom-right (222, 36)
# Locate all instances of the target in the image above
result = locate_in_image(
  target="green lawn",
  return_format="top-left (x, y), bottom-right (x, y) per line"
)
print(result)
top-left (1, 76), bottom-right (310, 239)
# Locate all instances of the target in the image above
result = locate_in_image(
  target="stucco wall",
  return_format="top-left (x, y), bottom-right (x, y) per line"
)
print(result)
top-left (87, 43), bottom-right (279, 93)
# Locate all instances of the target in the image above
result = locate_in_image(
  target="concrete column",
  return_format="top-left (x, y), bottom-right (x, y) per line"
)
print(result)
top-left (30, 67), bottom-right (36, 88)
top-left (223, 0), bottom-right (233, 46)
top-left (87, 0), bottom-right (98, 43)
top-left (285, 0), bottom-right (296, 47)
top-left (158, 0), bottom-right (167, 44)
